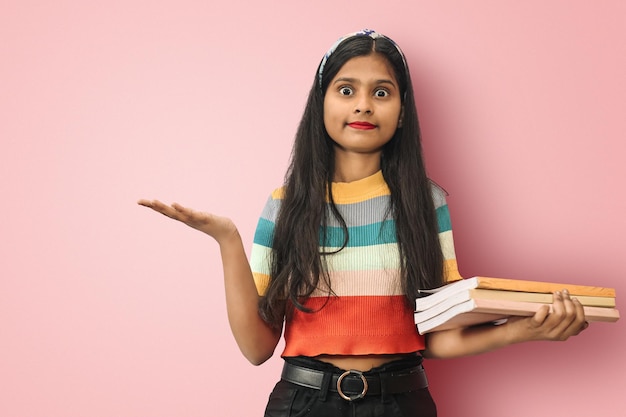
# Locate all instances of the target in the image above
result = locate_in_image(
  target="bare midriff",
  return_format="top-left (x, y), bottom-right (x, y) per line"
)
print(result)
top-left (315, 354), bottom-right (413, 372)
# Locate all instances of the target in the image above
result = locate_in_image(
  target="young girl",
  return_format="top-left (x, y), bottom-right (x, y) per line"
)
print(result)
top-left (139, 29), bottom-right (587, 417)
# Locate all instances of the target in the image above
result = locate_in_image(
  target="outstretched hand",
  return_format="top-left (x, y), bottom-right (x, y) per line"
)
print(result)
top-left (137, 199), bottom-right (238, 244)
top-left (507, 289), bottom-right (589, 342)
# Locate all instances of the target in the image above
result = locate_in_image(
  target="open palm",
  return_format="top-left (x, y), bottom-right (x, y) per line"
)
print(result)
top-left (138, 199), bottom-right (237, 243)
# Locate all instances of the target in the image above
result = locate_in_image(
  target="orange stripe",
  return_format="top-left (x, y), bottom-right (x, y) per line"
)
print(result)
top-left (282, 295), bottom-right (425, 357)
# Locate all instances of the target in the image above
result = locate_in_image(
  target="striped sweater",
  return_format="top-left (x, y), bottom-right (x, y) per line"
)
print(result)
top-left (250, 170), bottom-right (462, 357)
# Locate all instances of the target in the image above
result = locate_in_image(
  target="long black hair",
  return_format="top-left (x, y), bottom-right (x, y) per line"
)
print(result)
top-left (259, 34), bottom-right (444, 328)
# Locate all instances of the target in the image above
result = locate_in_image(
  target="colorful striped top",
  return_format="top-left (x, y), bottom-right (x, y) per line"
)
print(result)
top-left (250, 170), bottom-right (462, 357)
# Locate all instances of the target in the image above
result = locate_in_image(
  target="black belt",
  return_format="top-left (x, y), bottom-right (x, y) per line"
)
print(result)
top-left (281, 362), bottom-right (429, 401)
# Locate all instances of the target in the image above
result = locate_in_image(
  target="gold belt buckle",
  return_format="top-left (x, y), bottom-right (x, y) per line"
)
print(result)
top-left (336, 370), bottom-right (368, 401)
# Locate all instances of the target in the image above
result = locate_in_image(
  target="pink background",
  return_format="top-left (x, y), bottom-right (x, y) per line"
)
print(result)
top-left (2, 1), bottom-right (625, 416)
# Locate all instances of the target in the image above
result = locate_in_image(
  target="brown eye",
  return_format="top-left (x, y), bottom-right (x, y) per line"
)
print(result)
top-left (339, 86), bottom-right (353, 96)
top-left (374, 89), bottom-right (389, 98)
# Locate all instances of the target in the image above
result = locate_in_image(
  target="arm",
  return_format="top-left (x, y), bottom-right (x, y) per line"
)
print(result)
top-left (138, 200), bottom-right (281, 365)
top-left (427, 190), bottom-right (587, 359)
top-left (423, 290), bottom-right (588, 359)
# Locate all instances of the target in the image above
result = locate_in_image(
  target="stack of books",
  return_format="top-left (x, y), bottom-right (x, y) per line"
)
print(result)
top-left (414, 277), bottom-right (619, 334)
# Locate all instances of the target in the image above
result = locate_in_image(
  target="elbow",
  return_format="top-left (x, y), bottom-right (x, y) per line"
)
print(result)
top-left (422, 348), bottom-right (448, 360)
top-left (420, 347), bottom-right (436, 360)
top-left (248, 357), bottom-right (270, 367)
top-left (421, 346), bottom-right (444, 360)
top-left (244, 350), bottom-right (275, 366)
top-left (240, 341), bottom-right (278, 366)
top-left (233, 322), bottom-right (282, 366)
top-left (423, 331), bottom-right (460, 360)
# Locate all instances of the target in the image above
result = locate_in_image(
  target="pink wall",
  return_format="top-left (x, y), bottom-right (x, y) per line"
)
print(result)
top-left (2, 1), bottom-right (624, 416)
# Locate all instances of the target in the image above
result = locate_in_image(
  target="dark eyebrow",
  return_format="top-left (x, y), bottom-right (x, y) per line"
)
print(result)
top-left (332, 77), bottom-right (397, 88)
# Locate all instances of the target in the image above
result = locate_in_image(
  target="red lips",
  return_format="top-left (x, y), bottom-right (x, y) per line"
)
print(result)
top-left (348, 121), bottom-right (376, 130)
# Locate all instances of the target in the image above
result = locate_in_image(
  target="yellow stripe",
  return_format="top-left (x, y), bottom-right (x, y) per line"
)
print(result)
top-left (270, 171), bottom-right (390, 204)
top-left (271, 187), bottom-right (284, 199)
top-left (253, 272), bottom-right (270, 296)
top-left (444, 259), bottom-right (463, 282)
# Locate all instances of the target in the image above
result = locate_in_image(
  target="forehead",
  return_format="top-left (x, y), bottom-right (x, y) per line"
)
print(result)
top-left (332, 53), bottom-right (398, 84)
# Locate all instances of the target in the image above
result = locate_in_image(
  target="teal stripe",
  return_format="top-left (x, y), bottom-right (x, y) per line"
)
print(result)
top-left (253, 217), bottom-right (275, 247)
top-left (256, 207), bottom-right (450, 247)
top-left (320, 220), bottom-right (397, 247)
top-left (437, 205), bottom-right (452, 233)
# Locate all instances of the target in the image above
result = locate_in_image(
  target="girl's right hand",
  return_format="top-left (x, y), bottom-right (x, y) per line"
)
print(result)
top-left (137, 199), bottom-right (238, 244)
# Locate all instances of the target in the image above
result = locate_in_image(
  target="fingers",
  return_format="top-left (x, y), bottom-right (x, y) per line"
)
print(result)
top-left (171, 202), bottom-right (195, 217)
top-left (138, 199), bottom-right (237, 242)
top-left (549, 291), bottom-right (575, 338)
top-left (138, 199), bottom-right (221, 234)
top-left (569, 294), bottom-right (588, 335)
top-left (545, 290), bottom-right (588, 340)
top-left (529, 304), bottom-right (551, 328)
top-left (138, 199), bottom-right (188, 221)
top-left (137, 199), bottom-right (165, 209)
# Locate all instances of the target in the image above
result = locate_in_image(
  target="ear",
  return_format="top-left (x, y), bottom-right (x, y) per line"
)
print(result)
top-left (397, 106), bottom-right (404, 128)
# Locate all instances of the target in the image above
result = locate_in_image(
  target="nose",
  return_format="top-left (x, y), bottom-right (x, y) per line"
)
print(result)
top-left (354, 93), bottom-right (373, 114)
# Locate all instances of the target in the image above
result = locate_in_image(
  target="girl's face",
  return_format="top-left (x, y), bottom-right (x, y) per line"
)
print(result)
top-left (323, 53), bottom-right (402, 160)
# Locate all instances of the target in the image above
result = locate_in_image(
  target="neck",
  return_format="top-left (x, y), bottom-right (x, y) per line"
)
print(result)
top-left (333, 151), bottom-right (382, 182)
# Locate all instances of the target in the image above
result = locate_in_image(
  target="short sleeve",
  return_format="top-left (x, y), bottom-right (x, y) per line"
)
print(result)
top-left (431, 183), bottom-right (463, 282)
top-left (250, 191), bottom-right (283, 295)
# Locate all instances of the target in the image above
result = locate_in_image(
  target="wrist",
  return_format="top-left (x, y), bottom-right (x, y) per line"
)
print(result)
top-left (503, 317), bottom-right (537, 345)
top-left (217, 227), bottom-right (242, 249)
